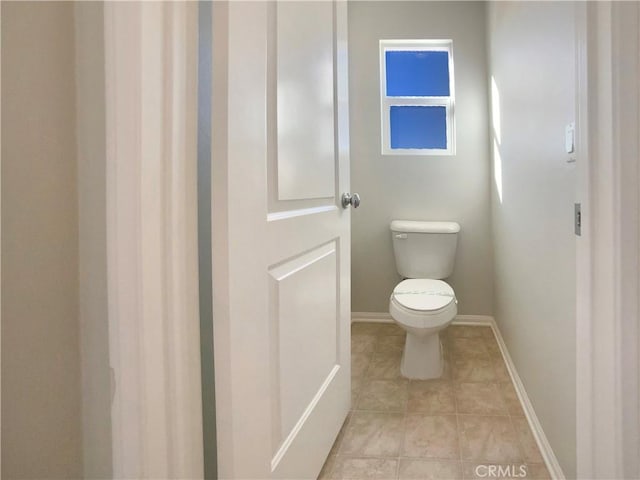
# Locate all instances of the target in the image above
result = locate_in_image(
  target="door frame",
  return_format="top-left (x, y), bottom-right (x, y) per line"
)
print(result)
top-left (97, 1), bottom-right (640, 478)
top-left (103, 2), bottom-right (204, 477)
top-left (575, 2), bottom-right (640, 478)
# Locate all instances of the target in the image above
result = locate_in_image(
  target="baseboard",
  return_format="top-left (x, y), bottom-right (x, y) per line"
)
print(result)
top-left (351, 312), bottom-right (393, 322)
top-left (351, 312), bottom-right (494, 326)
top-left (452, 314), bottom-right (494, 326)
top-left (350, 312), bottom-right (565, 480)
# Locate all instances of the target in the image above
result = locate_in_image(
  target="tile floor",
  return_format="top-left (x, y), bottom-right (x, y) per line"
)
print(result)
top-left (319, 323), bottom-right (551, 480)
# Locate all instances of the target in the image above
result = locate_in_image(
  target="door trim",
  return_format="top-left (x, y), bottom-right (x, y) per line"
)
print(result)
top-left (104, 3), bottom-right (204, 477)
top-left (575, 3), bottom-right (640, 478)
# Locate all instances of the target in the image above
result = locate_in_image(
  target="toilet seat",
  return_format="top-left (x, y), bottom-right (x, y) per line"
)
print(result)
top-left (392, 279), bottom-right (456, 312)
top-left (390, 279), bottom-right (457, 332)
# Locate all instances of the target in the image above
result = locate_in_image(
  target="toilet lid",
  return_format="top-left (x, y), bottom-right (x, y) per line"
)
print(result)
top-left (392, 279), bottom-right (456, 311)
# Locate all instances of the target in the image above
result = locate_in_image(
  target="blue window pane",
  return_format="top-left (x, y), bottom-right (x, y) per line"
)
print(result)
top-left (390, 106), bottom-right (447, 150)
top-left (386, 50), bottom-right (450, 97)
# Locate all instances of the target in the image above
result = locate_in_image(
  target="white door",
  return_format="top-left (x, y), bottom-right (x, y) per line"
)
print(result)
top-left (211, 1), bottom-right (352, 479)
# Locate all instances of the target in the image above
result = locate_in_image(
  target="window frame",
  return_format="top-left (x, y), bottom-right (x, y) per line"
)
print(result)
top-left (379, 39), bottom-right (456, 156)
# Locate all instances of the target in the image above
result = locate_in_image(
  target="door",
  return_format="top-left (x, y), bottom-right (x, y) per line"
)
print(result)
top-left (211, 1), bottom-right (352, 479)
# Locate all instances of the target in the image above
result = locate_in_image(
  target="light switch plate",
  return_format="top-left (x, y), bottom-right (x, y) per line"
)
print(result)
top-left (566, 122), bottom-right (576, 162)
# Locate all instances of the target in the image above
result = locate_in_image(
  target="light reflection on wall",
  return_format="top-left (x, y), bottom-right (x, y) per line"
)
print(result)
top-left (491, 76), bottom-right (503, 203)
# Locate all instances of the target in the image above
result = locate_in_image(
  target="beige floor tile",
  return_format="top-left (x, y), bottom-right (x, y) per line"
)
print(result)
top-left (459, 415), bottom-right (522, 463)
top-left (483, 336), bottom-right (502, 356)
top-left (351, 322), bottom-right (384, 336)
top-left (336, 323), bottom-right (549, 480)
top-left (357, 378), bottom-right (409, 412)
top-left (352, 334), bottom-right (377, 354)
top-left (332, 325), bottom-right (532, 480)
top-left (329, 413), bottom-right (351, 456)
top-left (377, 323), bottom-right (405, 336)
top-left (450, 337), bottom-right (488, 358)
top-left (497, 382), bottom-right (525, 416)
top-left (407, 380), bottom-right (456, 414)
top-left (351, 377), bottom-right (363, 406)
top-left (453, 356), bottom-right (497, 382)
top-left (398, 459), bottom-right (462, 479)
top-left (375, 334), bottom-right (406, 353)
top-left (455, 383), bottom-right (508, 415)
top-left (441, 335), bottom-right (452, 356)
top-left (484, 342), bottom-right (502, 357)
top-left (441, 355), bottom-right (453, 380)
top-left (330, 457), bottom-right (398, 480)
top-left (402, 414), bottom-right (460, 459)
top-left (511, 417), bottom-right (544, 463)
top-left (525, 463), bottom-right (551, 479)
top-left (340, 412), bottom-right (404, 457)
top-left (318, 455), bottom-right (336, 480)
top-left (462, 462), bottom-right (529, 479)
top-left (479, 327), bottom-right (495, 340)
top-left (491, 355), bottom-right (511, 382)
top-left (367, 352), bottom-right (403, 380)
top-left (352, 352), bottom-right (372, 378)
top-left (448, 325), bottom-right (485, 338)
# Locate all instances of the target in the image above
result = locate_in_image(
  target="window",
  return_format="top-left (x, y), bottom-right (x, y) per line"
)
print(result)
top-left (380, 40), bottom-right (455, 155)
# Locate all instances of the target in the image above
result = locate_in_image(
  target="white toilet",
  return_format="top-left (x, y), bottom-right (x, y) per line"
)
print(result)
top-left (389, 220), bottom-right (460, 380)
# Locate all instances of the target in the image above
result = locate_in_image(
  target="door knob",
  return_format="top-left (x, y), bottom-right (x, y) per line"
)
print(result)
top-left (341, 192), bottom-right (361, 209)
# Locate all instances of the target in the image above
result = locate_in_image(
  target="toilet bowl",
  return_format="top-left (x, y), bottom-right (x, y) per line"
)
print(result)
top-left (389, 278), bottom-right (457, 379)
top-left (389, 220), bottom-right (460, 380)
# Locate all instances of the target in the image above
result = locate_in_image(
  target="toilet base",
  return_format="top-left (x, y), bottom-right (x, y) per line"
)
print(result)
top-left (400, 332), bottom-right (443, 380)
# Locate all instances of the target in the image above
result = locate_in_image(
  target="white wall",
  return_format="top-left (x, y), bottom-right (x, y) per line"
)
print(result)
top-left (1, 2), bottom-right (83, 477)
top-left (348, 1), bottom-right (493, 315)
top-left (488, 2), bottom-right (577, 477)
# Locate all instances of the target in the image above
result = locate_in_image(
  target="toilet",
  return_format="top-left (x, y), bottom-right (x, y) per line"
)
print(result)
top-left (389, 220), bottom-right (460, 380)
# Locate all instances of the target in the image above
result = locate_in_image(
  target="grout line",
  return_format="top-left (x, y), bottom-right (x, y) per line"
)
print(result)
top-left (395, 408), bottom-right (408, 480)
top-left (455, 384), bottom-right (465, 470)
top-left (350, 377), bottom-right (363, 410)
top-left (507, 413), bottom-right (527, 465)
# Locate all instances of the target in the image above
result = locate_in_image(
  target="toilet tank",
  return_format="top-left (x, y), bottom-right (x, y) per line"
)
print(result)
top-left (390, 220), bottom-right (460, 279)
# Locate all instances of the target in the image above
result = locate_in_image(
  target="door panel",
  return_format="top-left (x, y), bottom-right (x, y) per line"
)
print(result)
top-left (276, 1), bottom-right (336, 201)
top-left (214, 1), bottom-right (351, 479)
top-left (269, 242), bottom-right (338, 443)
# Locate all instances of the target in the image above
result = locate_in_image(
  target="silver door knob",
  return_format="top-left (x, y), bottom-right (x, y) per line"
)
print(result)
top-left (341, 192), bottom-right (361, 209)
